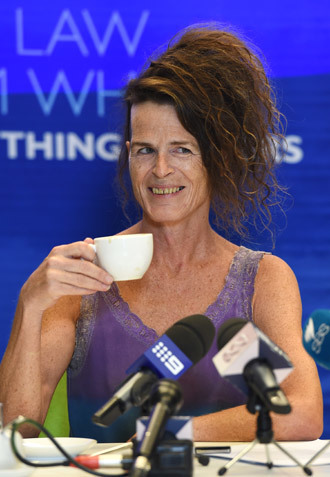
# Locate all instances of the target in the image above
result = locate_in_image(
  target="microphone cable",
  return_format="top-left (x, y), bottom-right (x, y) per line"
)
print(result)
top-left (9, 416), bottom-right (130, 477)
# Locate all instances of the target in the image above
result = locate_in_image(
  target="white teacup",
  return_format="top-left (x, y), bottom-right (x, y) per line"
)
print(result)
top-left (90, 233), bottom-right (153, 281)
top-left (0, 427), bottom-right (25, 470)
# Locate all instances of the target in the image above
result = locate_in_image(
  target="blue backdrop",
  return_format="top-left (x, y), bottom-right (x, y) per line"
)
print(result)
top-left (1, 1), bottom-right (329, 437)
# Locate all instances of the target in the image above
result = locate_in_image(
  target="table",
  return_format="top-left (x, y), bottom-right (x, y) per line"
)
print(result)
top-left (10, 440), bottom-right (330, 476)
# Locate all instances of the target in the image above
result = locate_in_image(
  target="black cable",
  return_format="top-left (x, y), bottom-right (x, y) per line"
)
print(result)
top-left (10, 416), bottom-right (129, 477)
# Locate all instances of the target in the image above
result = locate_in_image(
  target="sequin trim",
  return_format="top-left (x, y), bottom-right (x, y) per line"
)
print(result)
top-left (205, 246), bottom-right (267, 325)
top-left (68, 293), bottom-right (98, 377)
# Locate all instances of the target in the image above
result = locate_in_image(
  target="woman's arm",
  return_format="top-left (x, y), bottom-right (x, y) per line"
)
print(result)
top-left (193, 255), bottom-right (323, 441)
top-left (0, 240), bottom-right (113, 436)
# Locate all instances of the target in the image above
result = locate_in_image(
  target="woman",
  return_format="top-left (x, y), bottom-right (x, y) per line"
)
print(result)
top-left (0, 25), bottom-right (323, 442)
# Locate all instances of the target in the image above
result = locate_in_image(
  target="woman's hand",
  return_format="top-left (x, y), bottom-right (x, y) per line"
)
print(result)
top-left (20, 238), bottom-right (114, 314)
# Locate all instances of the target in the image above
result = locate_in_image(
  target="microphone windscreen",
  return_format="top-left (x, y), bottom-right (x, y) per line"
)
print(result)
top-left (216, 317), bottom-right (247, 351)
top-left (213, 318), bottom-right (293, 396)
top-left (166, 314), bottom-right (215, 364)
top-left (303, 309), bottom-right (330, 369)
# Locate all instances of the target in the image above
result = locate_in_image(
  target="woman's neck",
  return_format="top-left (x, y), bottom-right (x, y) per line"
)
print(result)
top-left (127, 216), bottom-right (222, 270)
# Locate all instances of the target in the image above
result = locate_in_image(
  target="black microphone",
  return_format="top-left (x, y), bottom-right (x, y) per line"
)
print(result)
top-left (131, 379), bottom-right (183, 477)
top-left (303, 309), bottom-right (330, 369)
top-left (93, 314), bottom-right (215, 427)
top-left (212, 318), bottom-right (293, 414)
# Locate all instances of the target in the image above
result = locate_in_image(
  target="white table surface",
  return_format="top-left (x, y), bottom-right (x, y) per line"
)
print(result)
top-left (6, 439), bottom-right (330, 477)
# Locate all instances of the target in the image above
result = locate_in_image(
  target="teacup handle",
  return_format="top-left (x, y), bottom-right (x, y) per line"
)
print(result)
top-left (88, 243), bottom-right (96, 253)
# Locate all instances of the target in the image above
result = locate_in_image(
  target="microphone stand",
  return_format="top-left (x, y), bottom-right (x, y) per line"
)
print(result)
top-left (305, 440), bottom-right (330, 467)
top-left (218, 392), bottom-right (312, 476)
top-left (131, 379), bottom-right (183, 477)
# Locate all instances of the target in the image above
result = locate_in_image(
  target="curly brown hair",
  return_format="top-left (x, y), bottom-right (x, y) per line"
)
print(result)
top-left (118, 24), bottom-right (286, 238)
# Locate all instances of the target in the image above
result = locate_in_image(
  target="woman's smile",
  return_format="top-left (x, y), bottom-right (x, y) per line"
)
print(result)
top-left (149, 186), bottom-right (185, 195)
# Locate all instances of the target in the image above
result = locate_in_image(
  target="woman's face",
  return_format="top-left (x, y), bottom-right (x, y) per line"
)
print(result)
top-left (127, 101), bottom-right (210, 225)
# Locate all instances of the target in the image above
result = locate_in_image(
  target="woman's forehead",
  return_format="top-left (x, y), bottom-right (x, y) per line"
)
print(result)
top-left (130, 101), bottom-right (197, 143)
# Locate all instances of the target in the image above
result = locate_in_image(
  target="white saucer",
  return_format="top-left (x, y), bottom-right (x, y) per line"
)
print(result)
top-left (23, 437), bottom-right (96, 462)
top-left (0, 466), bottom-right (33, 477)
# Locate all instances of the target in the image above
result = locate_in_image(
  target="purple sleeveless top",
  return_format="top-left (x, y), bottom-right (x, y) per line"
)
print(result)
top-left (67, 246), bottom-right (266, 442)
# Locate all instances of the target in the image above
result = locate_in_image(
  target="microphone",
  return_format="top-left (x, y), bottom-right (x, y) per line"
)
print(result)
top-left (303, 309), bottom-right (330, 369)
top-left (212, 318), bottom-right (293, 414)
top-left (302, 310), bottom-right (330, 469)
top-left (131, 379), bottom-right (183, 477)
top-left (93, 314), bottom-right (215, 427)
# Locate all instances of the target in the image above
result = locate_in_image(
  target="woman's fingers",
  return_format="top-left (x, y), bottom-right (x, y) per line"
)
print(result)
top-left (49, 241), bottom-right (96, 262)
top-left (44, 254), bottom-right (112, 286)
top-left (46, 241), bottom-right (113, 285)
top-left (21, 240), bottom-right (114, 313)
top-left (44, 242), bottom-right (114, 293)
top-left (45, 268), bottom-right (112, 295)
top-left (83, 237), bottom-right (94, 244)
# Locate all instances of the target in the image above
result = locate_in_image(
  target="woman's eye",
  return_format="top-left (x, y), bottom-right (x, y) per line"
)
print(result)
top-left (172, 147), bottom-right (192, 155)
top-left (138, 147), bottom-right (154, 155)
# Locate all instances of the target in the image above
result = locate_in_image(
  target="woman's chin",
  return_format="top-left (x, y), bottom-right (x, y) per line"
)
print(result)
top-left (144, 210), bottom-right (185, 225)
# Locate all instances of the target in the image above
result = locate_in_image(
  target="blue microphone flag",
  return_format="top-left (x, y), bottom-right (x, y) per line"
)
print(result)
top-left (126, 335), bottom-right (193, 379)
top-left (303, 309), bottom-right (330, 370)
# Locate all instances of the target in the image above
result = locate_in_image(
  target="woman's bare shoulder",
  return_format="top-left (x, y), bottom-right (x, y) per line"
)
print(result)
top-left (256, 253), bottom-right (297, 284)
top-left (253, 253), bottom-right (301, 333)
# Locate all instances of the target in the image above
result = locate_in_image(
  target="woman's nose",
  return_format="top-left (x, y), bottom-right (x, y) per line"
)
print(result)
top-left (152, 152), bottom-right (174, 177)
